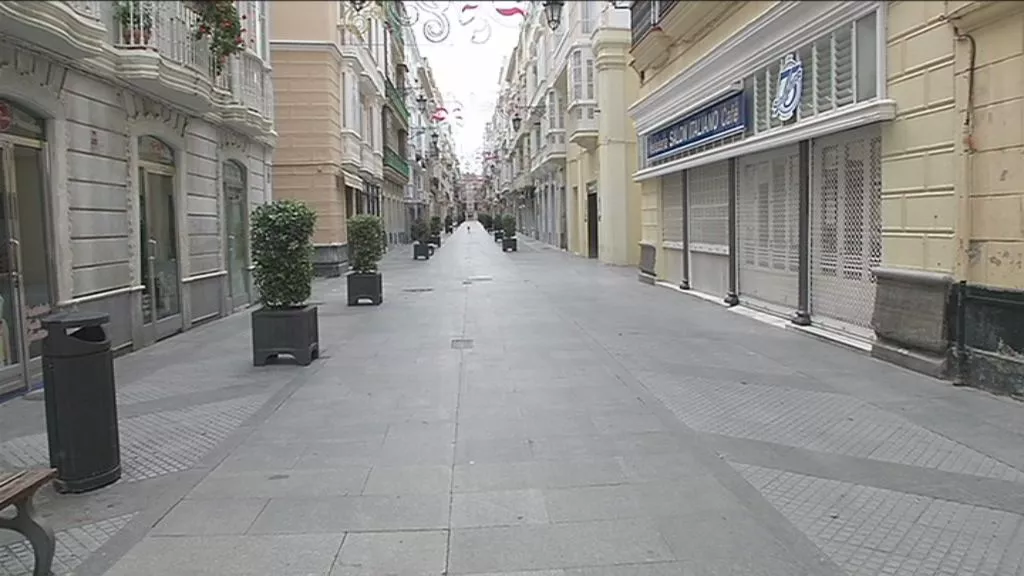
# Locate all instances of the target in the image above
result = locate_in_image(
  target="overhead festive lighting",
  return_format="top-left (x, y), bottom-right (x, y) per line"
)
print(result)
top-left (345, 1), bottom-right (527, 45)
top-left (542, 1), bottom-right (564, 31)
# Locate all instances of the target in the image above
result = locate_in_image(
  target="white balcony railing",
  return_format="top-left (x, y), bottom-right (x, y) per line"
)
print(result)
top-left (67, 0), bottom-right (103, 20)
top-left (545, 130), bottom-right (566, 156)
top-left (113, 1), bottom-right (213, 77)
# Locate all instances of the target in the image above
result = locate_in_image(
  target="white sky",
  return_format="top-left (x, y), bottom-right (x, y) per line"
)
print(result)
top-left (411, 2), bottom-right (525, 174)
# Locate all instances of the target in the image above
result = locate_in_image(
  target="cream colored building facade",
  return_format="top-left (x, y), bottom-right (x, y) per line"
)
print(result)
top-left (489, 1), bottom-right (641, 266)
top-left (630, 0), bottom-right (1024, 394)
top-left (270, 1), bottom-right (401, 276)
top-left (0, 1), bottom-right (274, 397)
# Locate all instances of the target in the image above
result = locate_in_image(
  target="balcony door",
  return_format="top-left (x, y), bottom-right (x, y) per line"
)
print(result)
top-left (0, 102), bottom-right (54, 396)
top-left (138, 136), bottom-right (182, 343)
top-left (223, 160), bottom-right (250, 310)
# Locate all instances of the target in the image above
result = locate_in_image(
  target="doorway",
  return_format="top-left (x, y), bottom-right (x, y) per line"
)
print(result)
top-left (223, 160), bottom-right (250, 310)
top-left (138, 136), bottom-right (182, 342)
top-left (586, 183), bottom-right (598, 259)
top-left (0, 100), bottom-right (55, 396)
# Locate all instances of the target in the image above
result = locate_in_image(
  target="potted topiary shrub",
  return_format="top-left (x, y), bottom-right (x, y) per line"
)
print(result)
top-left (347, 214), bottom-right (385, 306)
top-left (411, 218), bottom-right (431, 260)
top-left (502, 214), bottom-right (518, 252)
top-left (493, 213), bottom-right (505, 242)
top-left (479, 213), bottom-right (492, 232)
top-left (444, 214), bottom-right (454, 234)
top-left (429, 216), bottom-right (443, 247)
top-left (250, 200), bottom-right (319, 366)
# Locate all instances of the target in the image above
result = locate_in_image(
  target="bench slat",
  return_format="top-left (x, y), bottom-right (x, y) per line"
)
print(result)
top-left (0, 469), bottom-right (56, 509)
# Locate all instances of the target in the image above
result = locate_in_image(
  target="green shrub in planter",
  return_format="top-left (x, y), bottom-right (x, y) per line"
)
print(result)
top-left (347, 214), bottom-right (385, 305)
top-left (501, 214), bottom-right (518, 252)
top-left (493, 213), bottom-right (505, 241)
top-left (444, 214), bottom-right (454, 232)
top-left (479, 213), bottom-right (492, 230)
top-left (411, 218), bottom-right (431, 260)
top-left (250, 200), bottom-right (319, 366)
top-left (429, 216), bottom-right (443, 246)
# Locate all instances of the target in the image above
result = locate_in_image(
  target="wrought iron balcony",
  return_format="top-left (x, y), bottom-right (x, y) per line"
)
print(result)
top-left (384, 145), bottom-right (410, 179)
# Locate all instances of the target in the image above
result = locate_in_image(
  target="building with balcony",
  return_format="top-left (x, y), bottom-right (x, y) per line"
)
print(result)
top-left (270, 0), bottom-right (383, 277)
top-left (379, 2), bottom-right (411, 244)
top-left (493, 2), bottom-right (641, 264)
top-left (0, 0), bottom-right (275, 397)
top-left (628, 0), bottom-right (1024, 394)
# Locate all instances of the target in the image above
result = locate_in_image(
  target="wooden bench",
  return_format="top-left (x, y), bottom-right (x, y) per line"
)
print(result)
top-left (0, 469), bottom-right (57, 576)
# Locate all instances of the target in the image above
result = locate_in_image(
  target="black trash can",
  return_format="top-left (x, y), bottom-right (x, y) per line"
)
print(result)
top-left (41, 311), bottom-right (121, 493)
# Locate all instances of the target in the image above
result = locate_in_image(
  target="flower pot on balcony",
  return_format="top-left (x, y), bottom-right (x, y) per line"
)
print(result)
top-left (122, 27), bottom-right (152, 46)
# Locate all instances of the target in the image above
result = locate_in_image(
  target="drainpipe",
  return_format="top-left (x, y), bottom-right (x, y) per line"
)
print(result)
top-left (951, 22), bottom-right (977, 283)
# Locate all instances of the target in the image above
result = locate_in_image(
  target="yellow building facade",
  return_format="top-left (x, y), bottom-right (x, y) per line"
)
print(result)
top-left (629, 0), bottom-right (1024, 394)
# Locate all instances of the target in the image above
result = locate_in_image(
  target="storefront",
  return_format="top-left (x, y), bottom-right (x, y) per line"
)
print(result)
top-left (0, 99), bottom-right (54, 397)
top-left (634, 1), bottom-right (892, 342)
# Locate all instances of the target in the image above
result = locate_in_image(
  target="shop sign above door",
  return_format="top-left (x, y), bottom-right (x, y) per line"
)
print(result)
top-left (772, 53), bottom-right (804, 122)
top-left (646, 92), bottom-right (746, 161)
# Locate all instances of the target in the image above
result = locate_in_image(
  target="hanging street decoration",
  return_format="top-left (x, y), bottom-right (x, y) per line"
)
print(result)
top-left (346, 1), bottom-right (528, 45)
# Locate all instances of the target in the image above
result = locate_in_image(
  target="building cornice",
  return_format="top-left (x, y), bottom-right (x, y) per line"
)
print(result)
top-left (629, 0), bottom-right (881, 136)
top-left (269, 39), bottom-right (342, 57)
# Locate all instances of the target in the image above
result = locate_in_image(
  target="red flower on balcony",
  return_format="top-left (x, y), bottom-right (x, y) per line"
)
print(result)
top-left (193, 0), bottom-right (246, 75)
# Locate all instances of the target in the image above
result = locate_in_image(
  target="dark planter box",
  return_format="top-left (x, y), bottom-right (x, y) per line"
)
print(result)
top-left (494, 230), bottom-right (504, 241)
top-left (429, 234), bottom-right (442, 246)
top-left (502, 237), bottom-right (518, 252)
top-left (413, 242), bottom-right (431, 260)
top-left (347, 271), bottom-right (383, 306)
top-left (252, 305), bottom-right (320, 366)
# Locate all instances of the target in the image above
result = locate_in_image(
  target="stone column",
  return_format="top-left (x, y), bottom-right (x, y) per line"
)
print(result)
top-left (593, 27), bottom-right (640, 266)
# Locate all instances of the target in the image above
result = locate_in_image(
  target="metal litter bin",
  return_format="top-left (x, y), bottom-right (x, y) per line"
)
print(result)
top-left (41, 311), bottom-right (121, 493)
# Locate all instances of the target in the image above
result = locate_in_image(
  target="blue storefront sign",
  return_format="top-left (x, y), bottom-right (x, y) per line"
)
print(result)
top-left (646, 91), bottom-right (747, 161)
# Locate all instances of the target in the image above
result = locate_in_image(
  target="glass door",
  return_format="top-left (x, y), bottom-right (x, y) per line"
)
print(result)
top-left (223, 162), bottom-right (250, 309)
top-left (0, 143), bottom-right (27, 396)
top-left (139, 164), bottom-right (182, 342)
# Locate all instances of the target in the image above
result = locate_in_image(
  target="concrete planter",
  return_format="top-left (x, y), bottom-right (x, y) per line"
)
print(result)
top-left (251, 305), bottom-right (320, 366)
top-left (347, 271), bottom-right (383, 306)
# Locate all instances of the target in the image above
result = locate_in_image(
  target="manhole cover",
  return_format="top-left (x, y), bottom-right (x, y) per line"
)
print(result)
top-left (468, 276), bottom-right (493, 282)
top-left (402, 287), bottom-right (434, 293)
top-left (450, 338), bottom-right (475, 349)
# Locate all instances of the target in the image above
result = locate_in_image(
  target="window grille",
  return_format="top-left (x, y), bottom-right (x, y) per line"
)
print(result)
top-left (810, 125), bottom-right (882, 334)
top-left (661, 173), bottom-right (684, 243)
top-left (687, 162), bottom-right (730, 250)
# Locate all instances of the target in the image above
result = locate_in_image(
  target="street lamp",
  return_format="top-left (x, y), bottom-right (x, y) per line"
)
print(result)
top-left (416, 93), bottom-right (427, 112)
top-left (511, 114), bottom-right (522, 131)
top-left (542, 1), bottom-right (565, 31)
top-left (349, 0), bottom-right (367, 12)
top-left (430, 131), bottom-right (439, 148)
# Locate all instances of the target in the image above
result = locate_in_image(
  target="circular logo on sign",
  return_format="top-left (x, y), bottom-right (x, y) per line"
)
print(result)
top-left (772, 54), bottom-right (803, 122)
top-left (0, 102), bottom-right (11, 132)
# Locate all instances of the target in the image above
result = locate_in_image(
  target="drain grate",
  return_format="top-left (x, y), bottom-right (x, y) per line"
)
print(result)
top-left (402, 287), bottom-right (434, 293)
top-left (450, 338), bottom-right (475, 350)
top-left (468, 276), bottom-right (493, 282)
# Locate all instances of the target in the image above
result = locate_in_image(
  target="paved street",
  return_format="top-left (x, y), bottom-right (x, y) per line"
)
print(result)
top-left (2, 221), bottom-right (1024, 575)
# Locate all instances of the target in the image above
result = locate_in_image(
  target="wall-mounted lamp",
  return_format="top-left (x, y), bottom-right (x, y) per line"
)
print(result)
top-left (349, 0), bottom-right (367, 13)
top-left (511, 115), bottom-right (522, 131)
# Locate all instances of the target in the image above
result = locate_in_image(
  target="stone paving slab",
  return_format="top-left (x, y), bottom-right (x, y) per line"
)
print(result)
top-left (4, 226), bottom-right (1023, 575)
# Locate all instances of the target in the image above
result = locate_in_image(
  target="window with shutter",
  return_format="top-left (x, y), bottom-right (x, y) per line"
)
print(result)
top-left (571, 50), bottom-right (583, 101)
top-left (661, 173), bottom-right (684, 243)
top-left (631, 1), bottom-right (653, 45)
top-left (585, 58), bottom-right (595, 100)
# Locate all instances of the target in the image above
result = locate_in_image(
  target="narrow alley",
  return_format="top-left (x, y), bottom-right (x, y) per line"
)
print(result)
top-left (2, 222), bottom-right (1023, 576)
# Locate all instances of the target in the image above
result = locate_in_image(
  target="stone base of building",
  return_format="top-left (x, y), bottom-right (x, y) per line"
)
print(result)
top-left (638, 242), bottom-right (657, 285)
top-left (313, 244), bottom-right (349, 278)
top-left (871, 267), bottom-right (955, 379)
top-left (956, 283), bottom-right (1024, 397)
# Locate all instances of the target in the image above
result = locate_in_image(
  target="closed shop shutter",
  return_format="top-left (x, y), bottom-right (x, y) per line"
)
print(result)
top-left (810, 124), bottom-right (882, 338)
top-left (737, 146), bottom-right (801, 312)
top-left (687, 162), bottom-right (731, 296)
top-left (660, 173), bottom-right (684, 243)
